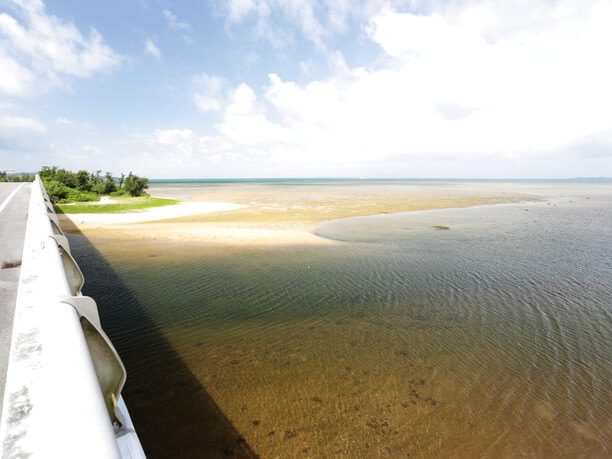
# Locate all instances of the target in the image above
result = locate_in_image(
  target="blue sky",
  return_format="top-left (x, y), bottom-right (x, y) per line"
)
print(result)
top-left (1, 0), bottom-right (611, 178)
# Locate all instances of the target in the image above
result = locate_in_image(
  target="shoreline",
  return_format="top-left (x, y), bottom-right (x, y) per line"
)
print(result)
top-left (58, 179), bottom-right (593, 245)
top-left (61, 219), bottom-right (332, 245)
top-left (59, 194), bottom-right (547, 246)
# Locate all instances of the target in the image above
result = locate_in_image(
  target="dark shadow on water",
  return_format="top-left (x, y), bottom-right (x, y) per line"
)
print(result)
top-left (67, 231), bottom-right (257, 458)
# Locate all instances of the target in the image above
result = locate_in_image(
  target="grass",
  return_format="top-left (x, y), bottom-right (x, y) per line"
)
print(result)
top-left (55, 196), bottom-right (180, 214)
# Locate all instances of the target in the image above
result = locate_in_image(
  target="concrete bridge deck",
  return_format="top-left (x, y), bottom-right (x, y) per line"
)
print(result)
top-left (0, 182), bottom-right (31, 409)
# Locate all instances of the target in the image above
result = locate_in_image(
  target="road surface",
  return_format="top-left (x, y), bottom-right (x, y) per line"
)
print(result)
top-left (0, 182), bottom-right (31, 410)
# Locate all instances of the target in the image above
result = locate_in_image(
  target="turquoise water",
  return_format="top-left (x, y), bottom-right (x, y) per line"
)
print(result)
top-left (149, 178), bottom-right (612, 188)
top-left (69, 186), bottom-right (611, 457)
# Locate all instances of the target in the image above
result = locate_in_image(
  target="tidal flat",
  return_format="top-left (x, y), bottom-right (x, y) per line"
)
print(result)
top-left (67, 180), bottom-right (611, 457)
top-left (63, 180), bottom-right (539, 245)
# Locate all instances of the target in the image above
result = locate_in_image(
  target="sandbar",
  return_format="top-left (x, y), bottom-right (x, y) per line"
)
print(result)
top-left (60, 184), bottom-right (542, 245)
top-left (59, 201), bottom-right (327, 245)
top-left (61, 221), bottom-right (329, 245)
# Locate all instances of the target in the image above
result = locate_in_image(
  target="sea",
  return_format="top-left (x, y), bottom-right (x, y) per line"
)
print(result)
top-left (67, 179), bottom-right (611, 458)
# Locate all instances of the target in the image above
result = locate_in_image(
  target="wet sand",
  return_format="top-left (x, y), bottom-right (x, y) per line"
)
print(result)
top-left (60, 220), bottom-right (330, 245)
top-left (60, 184), bottom-right (539, 244)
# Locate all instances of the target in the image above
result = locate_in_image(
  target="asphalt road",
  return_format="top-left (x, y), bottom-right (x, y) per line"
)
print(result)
top-left (0, 182), bottom-right (31, 410)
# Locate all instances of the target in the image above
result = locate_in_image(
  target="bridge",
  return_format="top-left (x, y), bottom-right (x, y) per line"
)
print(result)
top-left (0, 178), bottom-right (144, 458)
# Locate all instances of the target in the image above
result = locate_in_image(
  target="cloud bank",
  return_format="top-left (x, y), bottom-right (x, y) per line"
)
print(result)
top-left (0, 0), bottom-right (122, 95)
top-left (1, 0), bottom-right (610, 178)
top-left (147, 0), bottom-right (612, 176)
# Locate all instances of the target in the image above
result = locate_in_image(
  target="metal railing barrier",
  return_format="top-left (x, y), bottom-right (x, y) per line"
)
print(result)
top-left (0, 176), bottom-right (145, 458)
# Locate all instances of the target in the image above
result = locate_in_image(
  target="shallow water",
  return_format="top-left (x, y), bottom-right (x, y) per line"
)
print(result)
top-left (69, 187), bottom-right (611, 458)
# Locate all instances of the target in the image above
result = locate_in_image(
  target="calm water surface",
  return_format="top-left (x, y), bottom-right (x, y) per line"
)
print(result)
top-left (69, 185), bottom-right (611, 458)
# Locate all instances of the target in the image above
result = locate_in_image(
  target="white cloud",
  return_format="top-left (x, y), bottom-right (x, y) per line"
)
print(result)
top-left (192, 73), bottom-right (226, 112)
top-left (150, 0), bottom-right (612, 176)
top-left (163, 9), bottom-right (193, 44)
top-left (144, 39), bottom-right (161, 59)
top-left (360, 0), bottom-right (612, 156)
top-left (55, 116), bottom-right (92, 129)
top-left (223, 0), bottom-right (339, 47)
top-left (220, 0), bottom-right (396, 47)
top-left (163, 9), bottom-right (191, 30)
top-left (0, 0), bottom-right (123, 95)
top-left (0, 50), bottom-right (35, 96)
top-left (217, 83), bottom-right (291, 146)
top-left (150, 129), bottom-right (213, 165)
top-left (225, 0), bottom-right (259, 22)
top-left (0, 114), bottom-right (46, 132)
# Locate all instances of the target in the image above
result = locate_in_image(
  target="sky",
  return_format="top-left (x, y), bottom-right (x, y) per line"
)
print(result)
top-left (0, 0), bottom-right (611, 179)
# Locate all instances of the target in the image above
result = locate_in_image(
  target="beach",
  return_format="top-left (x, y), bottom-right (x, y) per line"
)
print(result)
top-left (60, 180), bottom-right (545, 245)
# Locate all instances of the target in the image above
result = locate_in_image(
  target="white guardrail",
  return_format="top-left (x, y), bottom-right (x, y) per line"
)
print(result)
top-left (0, 176), bottom-right (145, 458)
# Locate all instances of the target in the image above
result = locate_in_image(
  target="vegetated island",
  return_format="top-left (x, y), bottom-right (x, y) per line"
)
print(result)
top-left (38, 166), bottom-right (179, 213)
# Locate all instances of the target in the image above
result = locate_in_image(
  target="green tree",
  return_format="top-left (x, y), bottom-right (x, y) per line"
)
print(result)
top-left (38, 166), bottom-right (148, 202)
top-left (11, 173), bottom-right (34, 182)
top-left (102, 172), bottom-right (117, 194)
top-left (75, 170), bottom-right (91, 190)
top-left (39, 166), bottom-right (58, 181)
top-left (0, 172), bottom-right (33, 182)
top-left (91, 170), bottom-right (102, 185)
top-left (44, 180), bottom-right (70, 202)
top-left (56, 168), bottom-right (77, 188)
top-left (123, 172), bottom-right (149, 196)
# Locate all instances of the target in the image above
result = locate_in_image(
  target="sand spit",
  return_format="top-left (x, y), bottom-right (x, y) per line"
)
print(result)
top-left (62, 219), bottom-right (332, 245)
top-left (60, 201), bottom-right (244, 223)
top-left (59, 201), bottom-right (332, 245)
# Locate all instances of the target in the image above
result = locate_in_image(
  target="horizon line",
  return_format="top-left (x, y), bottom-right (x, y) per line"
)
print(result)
top-left (147, 177), bottom-right (612, 181)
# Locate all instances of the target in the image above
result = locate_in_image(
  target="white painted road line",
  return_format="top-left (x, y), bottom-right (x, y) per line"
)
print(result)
top-left (0, 183), bottom-right (26, 215)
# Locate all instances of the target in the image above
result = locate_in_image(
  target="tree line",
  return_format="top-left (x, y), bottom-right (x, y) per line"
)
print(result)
top-left (39, 166), bottom-right (149, 203)
top-left (0, 172), bottom-right (34, 182)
